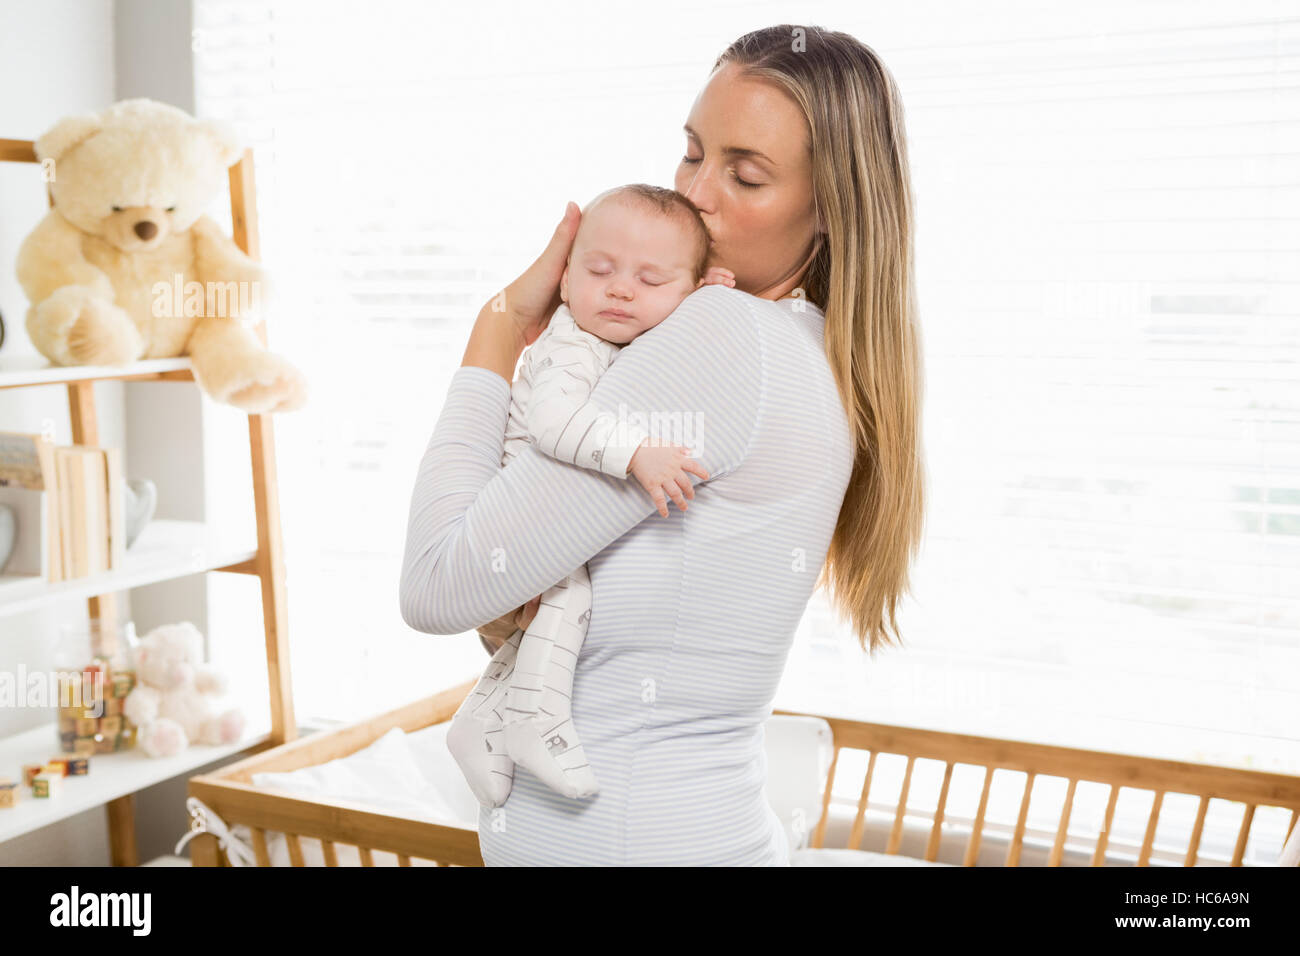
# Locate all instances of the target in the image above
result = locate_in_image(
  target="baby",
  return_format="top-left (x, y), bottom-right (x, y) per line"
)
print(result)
top-left (446, 184), bottom-right (734, 808)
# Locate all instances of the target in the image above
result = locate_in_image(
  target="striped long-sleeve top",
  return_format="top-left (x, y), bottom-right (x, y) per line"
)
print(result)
top-left (399, 284), bottom-right (854, 865)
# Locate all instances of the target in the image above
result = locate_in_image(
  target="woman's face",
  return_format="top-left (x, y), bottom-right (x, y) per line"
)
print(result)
top-left (674, 61), bottom-right (820, 300)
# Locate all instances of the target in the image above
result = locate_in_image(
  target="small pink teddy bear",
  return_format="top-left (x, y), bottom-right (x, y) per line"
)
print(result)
top-left (123, 621), bottom-right (245, 757)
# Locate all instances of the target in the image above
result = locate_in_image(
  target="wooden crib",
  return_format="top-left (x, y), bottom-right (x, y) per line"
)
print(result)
top-left (185, 677), bottom-right (1300, 867)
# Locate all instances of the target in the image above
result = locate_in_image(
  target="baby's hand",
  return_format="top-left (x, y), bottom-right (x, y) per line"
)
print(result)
top-left (628, 439), bottom-right (710, 517)
top-left (697, 266), bottom-right (736, 289)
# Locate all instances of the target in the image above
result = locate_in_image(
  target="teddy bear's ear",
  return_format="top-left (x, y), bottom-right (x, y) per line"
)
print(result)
top-left (34, 111), bottom-right (103, 163)
top-left (199, 117), bottom-right (245, 167)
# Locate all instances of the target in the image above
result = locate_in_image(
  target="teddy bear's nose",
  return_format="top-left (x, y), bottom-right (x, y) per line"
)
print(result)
top-left (134, 220), bottom-right (158, 240)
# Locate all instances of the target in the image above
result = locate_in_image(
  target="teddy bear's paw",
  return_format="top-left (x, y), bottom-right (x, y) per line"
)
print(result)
top-left (226, 355), bottom-right (309, 415)
top-left (196, 709), bottom-right (242, 745)
top-left (213, 708), bottom-right (245, 745)
top-left (140, 718), bottom-right (188, 758)
top-left (123, 688), bottom-right (158, 727)
top-left (67, 298), bottom-right (144, 366)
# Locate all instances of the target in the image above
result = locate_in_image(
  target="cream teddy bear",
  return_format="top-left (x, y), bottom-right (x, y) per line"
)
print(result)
top-left (123, 621), bottom-right (246, 758)
top-left (15, 98), bottom-right (307, 415)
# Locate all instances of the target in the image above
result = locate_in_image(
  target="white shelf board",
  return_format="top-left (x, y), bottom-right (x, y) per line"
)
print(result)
top-left (0, 519), bottom-right (257, 618)
top-left (0, 355), bottom-right (192, 389)
top-left (0, 714), bottom-right (273, 844)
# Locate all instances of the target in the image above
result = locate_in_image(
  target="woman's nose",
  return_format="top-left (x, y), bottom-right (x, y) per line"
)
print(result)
top-left (680, 165), bottom-right (717, 215)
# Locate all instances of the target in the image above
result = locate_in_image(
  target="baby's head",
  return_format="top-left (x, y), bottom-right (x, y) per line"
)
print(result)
top-left (560, 184), bottom-right (712, 345)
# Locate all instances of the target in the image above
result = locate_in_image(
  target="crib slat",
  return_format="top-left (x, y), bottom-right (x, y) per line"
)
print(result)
top-left (398, 854), bottom-right (412, 866)
top-left (1005, 772), bottom-right (1036, 867)
top-left (885, 755), bottom-right (916, 856)
top-left (285, 833), bottom-right (305, 867)
top-left (847, 751), bottom-right (878, 850)
top-left (1286, 810), bottom-right (1298, 845)
top-left (359, 846), bottom-right (375, 867)
top-left (1091, 784), bottom-right (1120, 866)
top-left (251, 827), bottom-right (271, 867)
top-left (1049, 778), bottom-right (1078, 867)
top-left (437, 860), bottom-right (449, 867)
top-left (963, 767), bottom-right (994, 867)
top-left (811, 746), bottom-right (841, 849)
top-left (924, 762), bottom-right (953, 862)
top-left (1138, 791), bottom-right (1164, 867)
top-left (1184, 794), bottom-right (1210, 867)
top-left (1230, 804), bottom-right (1255, 867)
top-left (322, 839), bottom-right (339, 867)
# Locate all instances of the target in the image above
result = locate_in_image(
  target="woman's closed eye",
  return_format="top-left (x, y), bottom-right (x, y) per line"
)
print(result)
top-left (680, 154), bottom-right (761, 189)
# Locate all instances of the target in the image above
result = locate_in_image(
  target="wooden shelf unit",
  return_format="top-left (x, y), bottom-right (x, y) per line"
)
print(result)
top-left (0, 138), bottom-right (296, 865)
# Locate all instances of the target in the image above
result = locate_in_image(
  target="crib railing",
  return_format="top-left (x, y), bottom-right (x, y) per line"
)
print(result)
top-left (187, 681), bottom-right (484, 866)
top-left (771, 707), bottom-right (1300, 866)
top-left (184, 679), bottom-right (1300, 866)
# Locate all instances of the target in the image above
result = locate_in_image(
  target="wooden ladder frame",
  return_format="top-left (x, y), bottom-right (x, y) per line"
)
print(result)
top-left (0, 137), bottom-right (297, 865)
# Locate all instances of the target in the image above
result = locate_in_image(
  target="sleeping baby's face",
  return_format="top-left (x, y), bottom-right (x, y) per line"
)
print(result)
top-left (559, 197), bottom-right (702, 345)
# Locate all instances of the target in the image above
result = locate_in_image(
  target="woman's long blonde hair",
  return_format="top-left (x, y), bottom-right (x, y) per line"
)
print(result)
top-left (716, 25), bottom-right (926, 658)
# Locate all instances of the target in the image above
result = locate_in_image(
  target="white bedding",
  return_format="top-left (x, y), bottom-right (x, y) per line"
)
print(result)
top-left (228, 721), bottom-right (480, 866)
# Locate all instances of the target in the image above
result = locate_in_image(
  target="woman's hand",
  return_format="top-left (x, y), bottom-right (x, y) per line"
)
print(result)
top-left (462, 201), bottom-right (582, 380)
top-left (476, 594), bottom-right (542, 652)
top-left (501, 201), bottom-right (583, 348)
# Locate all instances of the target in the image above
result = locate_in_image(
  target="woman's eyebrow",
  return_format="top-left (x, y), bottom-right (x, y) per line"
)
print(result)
top-left (683, 124), bottom-right (778, 166)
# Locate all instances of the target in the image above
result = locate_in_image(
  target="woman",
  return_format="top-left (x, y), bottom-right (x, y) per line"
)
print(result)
top-left (399, 24), bottom-right (924, 865)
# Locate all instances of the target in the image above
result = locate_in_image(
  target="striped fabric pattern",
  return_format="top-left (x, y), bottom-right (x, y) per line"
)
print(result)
top-left (502, 302), bottom-right (648, 480)
top-left (400, 284), bottom-right (854, 865)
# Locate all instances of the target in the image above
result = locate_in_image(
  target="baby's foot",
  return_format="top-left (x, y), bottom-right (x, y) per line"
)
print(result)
top-left (445, 631), bottom-right (522, 808)
top-left (504, 714), bottom-right (599, 800)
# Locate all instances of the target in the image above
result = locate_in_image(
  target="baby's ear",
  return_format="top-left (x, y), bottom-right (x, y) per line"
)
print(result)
top-left (559, 265), bottom-right (569, 303)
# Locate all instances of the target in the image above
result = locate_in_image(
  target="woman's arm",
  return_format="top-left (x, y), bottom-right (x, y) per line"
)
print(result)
top-left (399, 284), bottom-right (761, 635)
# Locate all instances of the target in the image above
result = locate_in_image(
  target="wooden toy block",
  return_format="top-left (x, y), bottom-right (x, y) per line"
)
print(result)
top-left (22, 764), bottom-right (45, 787)
top-left (58, 714), bottom-right (77, 734)
top-left (75, 717), bottom-right (98, 736)
top-left (104, 696), bottom-right (124, 717)
top-left (94, 735), bottom-right (116, 754)
top-left (0, 779), bottom-right (17, 808)
top-left (100, 715), bottom-right (122, 736)
top-left (73, 736), bottom-right (98, 757)
top-left (66, 757), bottom-right (89, 776)
top-left (59, 731), bottom-right (76, 752)
top-left (32, 772), bottom-right (61, 798)
top-left (43, 759), bottom-right (69, 777)
top-left (111, 673), bottom-right (135, 698)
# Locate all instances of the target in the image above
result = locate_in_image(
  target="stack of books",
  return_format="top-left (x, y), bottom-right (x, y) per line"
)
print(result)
top-left (0, 432), bottom-right (127, 582)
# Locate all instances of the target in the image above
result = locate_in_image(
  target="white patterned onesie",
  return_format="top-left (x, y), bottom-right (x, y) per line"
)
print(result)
top-left (445, 302), bottom-right (651, 808)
